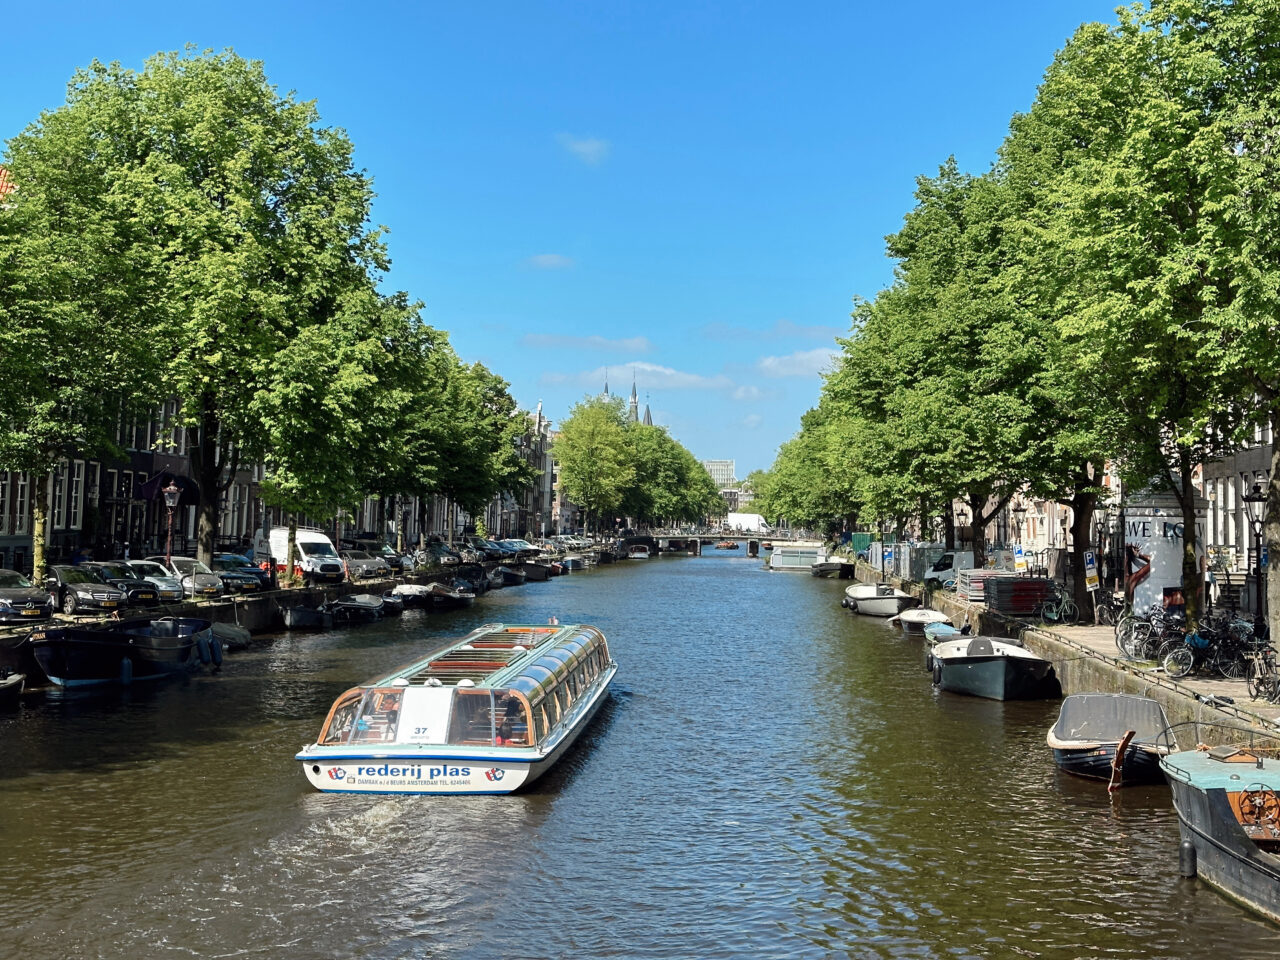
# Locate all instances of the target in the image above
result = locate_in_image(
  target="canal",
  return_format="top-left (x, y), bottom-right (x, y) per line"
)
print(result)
top-left (3, 553), bottom-right (1279, 958)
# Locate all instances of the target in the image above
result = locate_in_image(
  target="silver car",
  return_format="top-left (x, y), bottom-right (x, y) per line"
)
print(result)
top-left (144, 556), bottom-right (225, 600)
top-left (340, 550), bottom-right (392, 579)
top-left (126, 560), bottom-right (187, 602)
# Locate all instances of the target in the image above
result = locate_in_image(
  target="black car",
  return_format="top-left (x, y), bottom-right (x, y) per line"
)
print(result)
top-left (81, 562), bottom-right (161, 608)
top-left (212, 554), bottom-right (269, 591)
top-left (44, 565), bottom-right (128, 615)
top-left (465, 537), bottom-right (505, 562)
top-left (0, 568), bottom-right (54, 623)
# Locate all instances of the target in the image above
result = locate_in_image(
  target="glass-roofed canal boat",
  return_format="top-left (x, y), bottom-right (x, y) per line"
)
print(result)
top-left (296, 623), bottom-right (618, 794)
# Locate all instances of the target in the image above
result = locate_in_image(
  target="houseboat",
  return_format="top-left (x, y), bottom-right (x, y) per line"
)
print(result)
top-left (296, 623), bottom-right (618, 794)
top-left (768, 543), bottom-right (827, 572)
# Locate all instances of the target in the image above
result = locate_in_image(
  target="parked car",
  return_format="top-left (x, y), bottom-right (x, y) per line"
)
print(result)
top-left (44, 564), bottom-right (128, 615)
top-left (418, 541), bottom-right (463, 566)
top-left (464, 536), bottom-right (506, 562)
top-left (207, 556), bottom-right (261, 594)
top-left (214, 553), bottom-right (272, 590)
top-left (340, 550), bottom-right (392, 579)
top-left (144, 556), bottom-right (225, 600)
top-left (498, 539), bottom-right (542, 560)
top-left (124, 560), bottom-right (187, 602)
top-left (252, 526), bottom-right (344, 585)
top-left (0, 568), bottom-right (54, 623)
top-left (81, 561), bottom-right (161, 608)
top-left (348, 539), bottom-right (414, 573)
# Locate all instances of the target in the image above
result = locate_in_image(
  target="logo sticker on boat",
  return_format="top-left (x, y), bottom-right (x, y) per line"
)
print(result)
top-left (327, 767), bottom-right (347, 780)
top-left (485, 768), bottom-right (505, 782)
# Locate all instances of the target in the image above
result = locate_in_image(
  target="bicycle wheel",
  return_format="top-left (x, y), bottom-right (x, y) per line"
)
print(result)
top-left (1059, 597), bottom-right (1079, 625)
top-left (1099, 602), bottom-right (1117, 626)
top-left (1115, 616), bottom-right (1136, 654)
top-left (1164, 646), bottom-right (1195, 678)
top-left (1213, 647), bottom-right (1249, 680)
top-left (1248, 660), bottom-right (1271, 700)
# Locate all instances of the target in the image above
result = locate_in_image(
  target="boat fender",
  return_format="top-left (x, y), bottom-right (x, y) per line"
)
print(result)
top-left (925, 652), bottom-right (934, 673)
top-left (196, 634), bottom-right (211, 665)
top-left (931, 662), bottom-right (942, 686)
top-left (210, 635), bottom-right (224, 669)
top-left (120, 657), bottom-right (133, 686)
top-left (1178, 838), bottom-right (1197, 878)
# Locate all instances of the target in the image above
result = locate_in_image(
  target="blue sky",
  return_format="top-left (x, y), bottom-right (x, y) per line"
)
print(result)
top-left (2, 1), bottom-right (1124, 476)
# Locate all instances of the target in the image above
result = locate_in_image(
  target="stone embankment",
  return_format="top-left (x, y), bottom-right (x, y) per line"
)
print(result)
top-left (854, 562), bottom-right (1280, 746)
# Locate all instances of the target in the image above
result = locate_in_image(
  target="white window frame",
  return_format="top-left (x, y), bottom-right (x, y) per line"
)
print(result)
top-left (68, 460), bottom-right (85, 530)
top-left (14, 473), bottom-right (29, 535)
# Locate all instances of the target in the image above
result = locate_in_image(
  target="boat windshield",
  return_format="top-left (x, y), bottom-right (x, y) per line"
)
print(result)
top-left (446, 689), bottom-right (531, 746)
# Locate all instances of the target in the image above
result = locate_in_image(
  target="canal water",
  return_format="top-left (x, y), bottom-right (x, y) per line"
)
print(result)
top-left (3, 553), bottom-right (1279, 959)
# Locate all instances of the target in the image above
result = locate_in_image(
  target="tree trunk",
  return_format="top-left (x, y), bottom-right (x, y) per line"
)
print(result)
top-left (1068, 488), bottom-right (1097, 617)
top-left (944, 503), bottom-right (955, 551)
top-left (286, 516), bottom-right (300, 586)
top-left (968, 495), bottom-right (988, 571)
top-left (1173, 450), bottom-right (1204, 630)
top-left (1266, 409), bottom-right (1280, 640)
top-left (188, 395), bottom-right (224, 565)
top-left (31, 476), bottom-right (49, 582)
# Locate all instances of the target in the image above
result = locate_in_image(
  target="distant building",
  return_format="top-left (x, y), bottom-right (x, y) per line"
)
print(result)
top-left (701, 459), bottom-right (736, 488)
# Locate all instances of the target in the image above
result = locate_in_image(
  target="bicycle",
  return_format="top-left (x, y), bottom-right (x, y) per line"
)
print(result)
top-left (1248, 646), bottom-right (1280, 702)
top-left (1094, 592), bottom-right (1127, 626)
top-left (1039, 586), bottom-right (1079, 626)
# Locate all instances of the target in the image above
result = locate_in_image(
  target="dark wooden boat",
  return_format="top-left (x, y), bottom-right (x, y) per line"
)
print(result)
top-left (496, 565), bottom-right (527, 586)
top-left (380, 593), bottom-right (405, 616)
top-left (1047, 694), bottom-right (1171, 788)
top-left (1162, 731), bottom-right (1280, 925)
top-left (282, 605), bottom-right (335, 630)
top-left (29, 617), bottom-right (212, 687)
top-left (0, 669), bottom-right (23, 709)
top-left (428, 580), bottom-right (476, 609)
top-left (325, 594), bottom-right (384, 623)
top-left (520, 562), bottom-right (551, 581)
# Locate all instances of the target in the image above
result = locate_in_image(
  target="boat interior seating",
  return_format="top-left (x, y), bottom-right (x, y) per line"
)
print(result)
top-left (967, 638), bottom-right (995, 657)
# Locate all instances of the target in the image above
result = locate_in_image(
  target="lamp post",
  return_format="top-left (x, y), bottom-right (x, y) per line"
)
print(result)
top-left (956, 507), bottom-right (969, 550)
top-left (1244, 482), bottom-right (1268, 632)
top-left (162, 480), bottom-right (181, 566)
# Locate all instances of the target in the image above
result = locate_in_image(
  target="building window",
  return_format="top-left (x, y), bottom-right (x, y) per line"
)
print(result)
top-left (14, 473), bottom-right (29, 535)
top-left (52, 464), bottom-right (67, 530)
top-left (0, 473), bottom-right (8, 536)
top-left (68, 461), bottom-right (84, 530)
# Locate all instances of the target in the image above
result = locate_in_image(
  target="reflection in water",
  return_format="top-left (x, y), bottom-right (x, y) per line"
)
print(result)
top-left (2, 555), bottom-right (1279, 958)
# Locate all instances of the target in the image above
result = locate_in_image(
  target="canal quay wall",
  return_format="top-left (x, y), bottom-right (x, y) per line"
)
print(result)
top-left (853, 562), bottom-right (1280, 747)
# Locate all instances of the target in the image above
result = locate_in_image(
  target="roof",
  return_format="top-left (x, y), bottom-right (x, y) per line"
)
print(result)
top-left (0, 167), bottom-right (14, 201)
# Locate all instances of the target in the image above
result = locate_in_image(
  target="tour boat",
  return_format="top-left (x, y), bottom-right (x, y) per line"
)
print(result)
top-left (1047, 694), bottom-right (1172, 788)
top-left (929, 635), bottom-right (1057, 700)
top-left (1161, 731), bottom-right (1280, 924)
top-left (296, 622), bottom-right (618, 794)
top-left (628, 544), bottom-right (651, 560)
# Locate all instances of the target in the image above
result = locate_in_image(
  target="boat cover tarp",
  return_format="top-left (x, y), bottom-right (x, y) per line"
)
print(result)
top-left (1051, 694), bottom-right (1170, 745)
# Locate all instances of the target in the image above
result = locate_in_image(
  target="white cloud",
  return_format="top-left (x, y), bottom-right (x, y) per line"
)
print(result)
top-left (732, 384), bottom-right (765, 401)
top-left (742, 414), bottom-right (764, 429)
top-left (557, 134), bottom-right (610, 166)
top-left (526, 253), bottom-right (575, 270)
top-left (542, 360), bottom-right (732, 391)
top-left (522, 334), bottom-right (653, 354)
top-left (756, 347), bottom-right (839, 378)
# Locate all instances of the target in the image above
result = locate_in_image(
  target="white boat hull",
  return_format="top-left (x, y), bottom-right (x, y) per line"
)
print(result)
top-left (856, 594), bottom-right (915, 617)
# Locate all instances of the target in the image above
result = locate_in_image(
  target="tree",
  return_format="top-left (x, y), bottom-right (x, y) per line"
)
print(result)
top-left (0, 75), bottom-right (158, 578)
top-left (552, 396), bottom-right (633, 533)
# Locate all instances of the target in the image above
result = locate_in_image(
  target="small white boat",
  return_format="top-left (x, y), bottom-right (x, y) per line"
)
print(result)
top-left (853, 584), bottom-right (918, 617)
top-left (894, 608), bottom-right (951, 636)
top-left (296, 623), bottom-right (617, 794)
top-left (842, 582), bottom-right (878, 609)
top-left (628, 544), bottom-right (651, 560)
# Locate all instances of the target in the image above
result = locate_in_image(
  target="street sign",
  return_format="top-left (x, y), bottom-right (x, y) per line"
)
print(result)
top-left (1014, 543), bottom-right (1027, 573)
top-left (1084, 550), bottom-right (1100, 592)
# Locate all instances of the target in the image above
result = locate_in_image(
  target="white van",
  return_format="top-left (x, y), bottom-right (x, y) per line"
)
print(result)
top-left (253, 526), bottom-right (345, 585)
top-left (922, 550), bottom-right (975, 583)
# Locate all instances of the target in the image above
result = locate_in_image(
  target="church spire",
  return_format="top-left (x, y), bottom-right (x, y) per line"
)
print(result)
top-left (603, 367), bottom-right (610, 398)
top-left (628, 374), bottom-right (639, 423)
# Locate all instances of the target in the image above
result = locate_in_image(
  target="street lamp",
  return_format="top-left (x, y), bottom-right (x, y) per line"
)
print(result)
top-left (162, 480), bottom-right (181, 565)
top-left (956, 507), bottom-right (969, 549)
top-left (1244, 481), bottom-right (1268, 631)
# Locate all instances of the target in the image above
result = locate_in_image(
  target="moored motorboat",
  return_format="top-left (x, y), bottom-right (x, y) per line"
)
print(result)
top-left (283, 604), bottom-right (335, 630)
top-left (854, 584), bottom-right (918, 617)
top-left (520, 562), bottom-right (551, 581)
top-left (894, 608), bottom-right (951, 636)
top-left (628, 544), bottom-right (650, 560)
top-left (428, 580), bottom-right (477, 609)
top-left (923, 621), bottom-right (962, 643)
top-left (1047, 694), bottom-right (1172, 788)
top-left (325, 594), bottom-right (384, 623)
top-left (930, 635), bottom-right (1057, 700)
top-left (380, 593), bottom-right (405, 616)
top-left (296, 622), bottom-right (618, 794)
top-left (391, 582), bottom-right (435, 608)
top-left (811, 557), bottom-right (854, 578)
top-left (562, 555), bottom-right (585, 571)
top-left (1161, 730), bottom-right (1280, 924)
top-left (29, 616), bottom-right (213, 687)
top-left (0, 668), bottom-right (24, 709)
top-left (496, 565), bottom-right (527, 587)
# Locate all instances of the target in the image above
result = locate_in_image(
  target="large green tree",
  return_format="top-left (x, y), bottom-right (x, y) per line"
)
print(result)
top-left (552, 395), bottom-right (633, 533)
